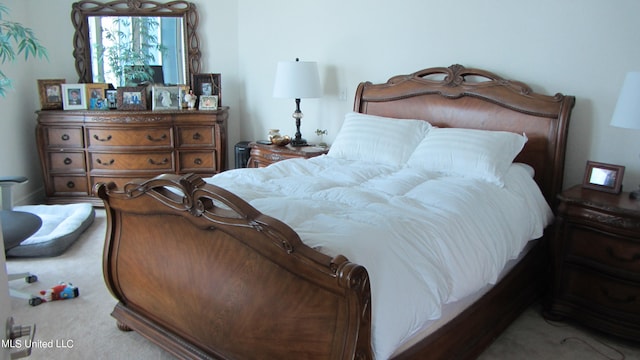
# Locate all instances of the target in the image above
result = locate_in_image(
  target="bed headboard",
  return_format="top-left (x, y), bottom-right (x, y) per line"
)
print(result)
top-left (354, 64), bottom-right (575, 208)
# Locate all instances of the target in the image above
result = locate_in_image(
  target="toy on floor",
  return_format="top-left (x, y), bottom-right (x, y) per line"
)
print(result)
top-left (29, 282), bottom-right (79, 306)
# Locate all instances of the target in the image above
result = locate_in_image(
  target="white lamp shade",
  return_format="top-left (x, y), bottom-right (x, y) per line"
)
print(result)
top-left (611, 72), bottom-right (640, 130)
top-left (273, 60), bottom-right (321, 99)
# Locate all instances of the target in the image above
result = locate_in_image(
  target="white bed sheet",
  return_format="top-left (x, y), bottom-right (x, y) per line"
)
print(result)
top-left (205, 156), bottom-right (553, 359)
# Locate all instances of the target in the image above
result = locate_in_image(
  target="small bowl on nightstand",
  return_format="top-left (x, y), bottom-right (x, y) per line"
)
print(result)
top-left (270, 135), bottom-right (291, 146)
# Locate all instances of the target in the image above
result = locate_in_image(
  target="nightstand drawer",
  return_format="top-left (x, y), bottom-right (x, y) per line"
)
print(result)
top-left (563, 266), bottom-right (640, 316)
top-left (87, 128), bottom-right (173, 148)
top-left (248, 142), bottom-right (329, 168)
top-left (566, 225), bottom-right (640, 276)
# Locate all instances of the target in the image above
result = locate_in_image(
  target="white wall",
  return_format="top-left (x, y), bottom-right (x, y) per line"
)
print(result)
top-left (2, 0), bottom-right (640, 204)
top-left (236, 0), bottom-right (640, 192)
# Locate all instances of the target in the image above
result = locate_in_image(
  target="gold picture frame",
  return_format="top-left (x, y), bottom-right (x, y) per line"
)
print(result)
top-left (85, 83), bottom-right (109, 110)
top-left (37, 79), bottom-right (65, 110)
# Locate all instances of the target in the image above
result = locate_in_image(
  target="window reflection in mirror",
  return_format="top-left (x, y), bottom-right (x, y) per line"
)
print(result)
top-left (88, 16), bottom-right (186, 86)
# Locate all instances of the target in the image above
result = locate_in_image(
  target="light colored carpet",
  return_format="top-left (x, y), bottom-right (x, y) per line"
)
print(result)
top-left (6, 209), bottom-right (640, 359)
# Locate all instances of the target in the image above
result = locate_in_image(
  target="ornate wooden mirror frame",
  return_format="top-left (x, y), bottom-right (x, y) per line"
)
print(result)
top-left (71, 0), bottom-right (201, 84)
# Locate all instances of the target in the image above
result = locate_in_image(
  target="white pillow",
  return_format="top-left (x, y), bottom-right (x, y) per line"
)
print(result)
top-left (327, 112), bottom-right (431, 165)
top-left (406, 127), bottom-right (528, 186)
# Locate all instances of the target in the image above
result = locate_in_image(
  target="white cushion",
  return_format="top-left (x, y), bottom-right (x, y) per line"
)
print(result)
top-left (406, 127), bottom-right (527, 186)
top-left (327, 112), bottom-right (431, 165)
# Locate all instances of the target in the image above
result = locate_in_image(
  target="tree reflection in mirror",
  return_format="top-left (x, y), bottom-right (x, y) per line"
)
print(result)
top-left (89, 16), bottom-right (184, 86)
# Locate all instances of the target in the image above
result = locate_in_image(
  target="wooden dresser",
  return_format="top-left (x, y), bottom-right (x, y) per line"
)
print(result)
top-left (36, 108), bottom-right (228, 205)
top-left (545, 185), bottom-right (640, 341)
top-left (247, 142), bottom-right (329, 168)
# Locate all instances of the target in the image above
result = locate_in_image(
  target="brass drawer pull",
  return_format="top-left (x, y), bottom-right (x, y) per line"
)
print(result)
top-left (146, 134), bottom-right (168, 142)
top-left (66, 181), bottom-right (75, 189)
top-left (194, 158), bottom-right (202, 165)
top-left (64, 157), bottom-right (73, 165)
top-left (601, 287), bottom-right (637, 304)
top-left (192, 132), bottom-right (202, 140)
top-left (606, 247), bottom-right (640, 263)
top-left (96, 158), bottom-right (115, 166)
top-left (148, 158), bottom-right (169, 166)
top-left (61, 134), bottom-right (70, 141)
top-left (93, 134), bottom-right (112, 142)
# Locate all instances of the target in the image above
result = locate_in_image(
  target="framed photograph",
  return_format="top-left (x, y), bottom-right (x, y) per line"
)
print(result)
top-left (85, 83), bottom-right (109, 110)
top-left (117, 86), bottom-right (148, 111)
top-left (105, 89), bottom-right (118, 109)
top-left (198, 95), bottom-right (218, 110)
top-left (582, 161), bottom-right (625, 194)
top-left (152, 85), bottom-right (182, 110)
top-left (61, 84), bottom-right (88, 110)
top-left (191, 73), bottom-right (221, 107)
top-left (37, 79), bottom-right (65, 110)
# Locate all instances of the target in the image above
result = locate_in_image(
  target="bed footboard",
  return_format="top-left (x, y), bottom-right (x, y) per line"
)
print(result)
top-left (95, 173), bottom-right (372, 359)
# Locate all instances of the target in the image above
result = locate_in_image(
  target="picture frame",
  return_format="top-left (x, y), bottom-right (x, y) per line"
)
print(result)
top-left (152, 85), bottom-right (182, 110)
top-left (191, 73), bottom-right (221, 107)
top-left (61, 84), bottom-right (88, 110)
top-left (198, 95), bottom-right (218, 110)
top-left (117, 86), bottom-right (148, 111)
top-left (105, 89), bottom-right (118, 109)
top-left (582, 161), bottom-right (625, 194)
top-left (37, 79), bottom-right (65, 110)
top-left (85, 83), bottom-right (109, 110)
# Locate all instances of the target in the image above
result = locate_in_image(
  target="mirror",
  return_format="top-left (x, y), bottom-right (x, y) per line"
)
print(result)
top-left (71, 0), bottom-right (201, 86)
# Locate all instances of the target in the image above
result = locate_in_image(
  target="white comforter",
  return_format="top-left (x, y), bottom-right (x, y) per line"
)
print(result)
top-left (205, 155), bottom-right (553, 359)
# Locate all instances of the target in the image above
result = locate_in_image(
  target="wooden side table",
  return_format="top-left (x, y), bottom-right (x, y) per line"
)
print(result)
top-left (545, 184), bottom-right (640, 341)
top-left (247, 142), bottom-right (329, 168)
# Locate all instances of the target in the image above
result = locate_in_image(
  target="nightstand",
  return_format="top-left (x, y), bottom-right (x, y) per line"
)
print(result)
top-left (247, 142), bottom-right (329, 168)
top-left (545, 184), bottom-right (640, 341)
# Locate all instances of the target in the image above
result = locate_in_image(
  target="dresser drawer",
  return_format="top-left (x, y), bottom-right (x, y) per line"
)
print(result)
top-left (89, 152), bottom-right (174, 171)
top-left (178, 151), bottom-right (216, 172)
top-left (87, 127), bottom-right (173, 148)
top-left (566, 225), bottom-right (640, 276)
top-left (45, 127), bottom-right (83, 148)
top-left (177, 126), bottom-right (215, 147)
top-left (48, 152), bottom-right (86, 173)
top-left (51, 176), bottom-right (89, 195)
top-left (91, 176), bottom-right (154, 193)
top-left (562, 266), bottom-right (640, 316)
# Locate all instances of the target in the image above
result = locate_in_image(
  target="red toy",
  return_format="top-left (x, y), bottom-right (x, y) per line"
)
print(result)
top-left (30, 282), bottom-right (79, 306)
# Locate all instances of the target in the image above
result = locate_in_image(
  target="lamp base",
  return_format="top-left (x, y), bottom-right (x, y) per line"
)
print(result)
top-left (290, 137), bottom-right (308, 147)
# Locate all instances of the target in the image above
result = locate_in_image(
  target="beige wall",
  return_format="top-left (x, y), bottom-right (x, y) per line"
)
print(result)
top-left (2, 0), bottom-right (640, 204)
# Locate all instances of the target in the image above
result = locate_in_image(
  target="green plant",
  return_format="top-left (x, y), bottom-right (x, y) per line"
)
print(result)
top-left (0, 3), bottom-right (48, 97)
top-left (93, 16), bottom-right (166, 87)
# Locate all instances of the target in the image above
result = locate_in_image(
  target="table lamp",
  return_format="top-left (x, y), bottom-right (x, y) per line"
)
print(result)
top-left (273, 58), bottom-right (321, 146)
top-left (611, 71), bottom-right (640, 199)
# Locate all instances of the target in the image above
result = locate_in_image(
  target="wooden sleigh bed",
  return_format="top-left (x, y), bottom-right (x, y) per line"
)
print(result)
top-left (96, 64), bottom-right (575, 359)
